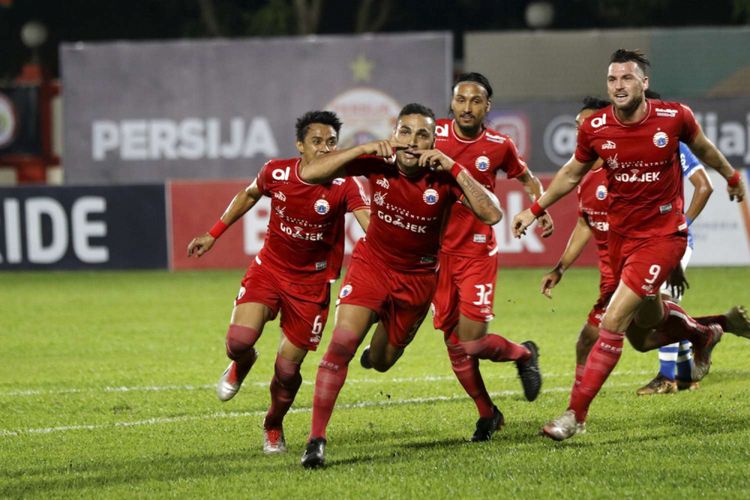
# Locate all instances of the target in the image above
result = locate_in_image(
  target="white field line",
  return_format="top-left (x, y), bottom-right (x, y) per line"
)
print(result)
top-left (0, 382), bottom-right (638, 438)
top-left (0, 370), bottom-right (655, 398)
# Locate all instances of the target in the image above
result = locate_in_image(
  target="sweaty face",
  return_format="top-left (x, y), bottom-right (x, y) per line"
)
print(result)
top-left (451, 82), bottom-right (490, 137)
top-left (393, 113), bottom-right (435, 174)
top-left (297, 123), bottom-right (338, 164)
top-left (607, 62), bottom-right (648, 116)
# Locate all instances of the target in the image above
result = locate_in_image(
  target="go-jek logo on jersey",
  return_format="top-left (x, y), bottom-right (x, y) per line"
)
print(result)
top-left (314, 199), bottom-right (330, 215)
top-left (653, 131), bottom-right (669, 148)
top-left (423, 189), bottom-right (439, 205)
top-left (475, 155), bottom-right (490, 172)
top-left (339, 284), bottom-right (353, 298)
top-left (596, 185), bottom-right (608, 200)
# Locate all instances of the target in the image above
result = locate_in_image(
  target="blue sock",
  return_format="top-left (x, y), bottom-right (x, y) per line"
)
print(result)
top-left (676, 340), bottom-right (694, 382)
top-left (658, 344), bottom-right (679, 380)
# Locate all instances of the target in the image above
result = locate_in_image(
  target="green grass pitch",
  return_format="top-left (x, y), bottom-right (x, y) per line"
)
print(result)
top-left (2, 267), bottom-right (750, 498)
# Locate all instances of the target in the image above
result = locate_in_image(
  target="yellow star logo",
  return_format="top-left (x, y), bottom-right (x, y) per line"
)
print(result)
top-left (351, 54), bottom-right (374, 83)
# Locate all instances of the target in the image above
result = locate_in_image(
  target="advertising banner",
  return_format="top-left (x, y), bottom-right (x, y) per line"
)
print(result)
top-left (168, 176), bottom-right (599, 271)
top-left (0, 185), bottom-right (167, 270)
top-left (61, 33), bottom-right (451, 184)
top-left (684, 169), bottom-right (750, 266)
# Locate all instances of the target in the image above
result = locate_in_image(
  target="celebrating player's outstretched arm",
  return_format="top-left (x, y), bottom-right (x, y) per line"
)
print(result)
top-left (187, 181), bottom-right (262, 257)
top-left (412, 148), bottom-right (503, 225)
top-left (687, 129), bottom-right (746, 202)
top-left (512, 157), bottom-right (594, 238)
top-left (299, 139), bottom-right (407, 183)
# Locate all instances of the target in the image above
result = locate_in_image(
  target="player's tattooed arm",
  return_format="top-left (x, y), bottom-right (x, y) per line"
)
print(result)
top-left (413, 148), bottom-right (502, 225)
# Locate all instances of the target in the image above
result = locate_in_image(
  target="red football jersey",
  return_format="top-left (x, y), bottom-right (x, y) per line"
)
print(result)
top-left (434, 119), bottom-right (527, 256)
top-left (255, 158), bottom-right (368, 277)
top-left (577, 166), bottom-right (611, 272)
top-left (575, 100), bottom-right (699, 238)
top-left (344, 156), bottom-right (463, 272)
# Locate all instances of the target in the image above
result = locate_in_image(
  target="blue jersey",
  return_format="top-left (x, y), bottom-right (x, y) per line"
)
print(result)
top-left (679, 142), bottom-right (703, 249)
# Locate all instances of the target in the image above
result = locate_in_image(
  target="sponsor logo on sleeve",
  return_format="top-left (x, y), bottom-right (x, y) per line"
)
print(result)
top-left (339, 284), bottom-right (353, 298)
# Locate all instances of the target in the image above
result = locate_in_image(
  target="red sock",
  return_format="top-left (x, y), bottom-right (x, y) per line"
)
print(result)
top-left (309, 328), bottom-right (361, 440)
top-left (568, 329), bottom-right (624, 422)
top-left (460, 333), bottom-right (530, 363)
top-left (445, 336), bottom-right (494, 419)
top-left (264, 355), bottom-right (302, 430)
top-left (651, 302), bottom-right (714, 347)
top-left (693, 314), bottom-right (728, 332)
top-left (572, 363), bottom-right (585, 391)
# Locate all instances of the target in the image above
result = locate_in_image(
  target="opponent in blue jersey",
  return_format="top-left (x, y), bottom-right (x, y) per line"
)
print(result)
top-left (635, 143), bottom-right (713, 394)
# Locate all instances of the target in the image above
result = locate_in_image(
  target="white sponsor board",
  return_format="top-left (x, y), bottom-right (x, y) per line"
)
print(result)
top-left (685, 169), bottom-right (750, 266)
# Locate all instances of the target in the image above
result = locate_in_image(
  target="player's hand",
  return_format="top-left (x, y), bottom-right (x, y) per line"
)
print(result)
top-left (538, 213), bottom-right (555, 238)
top-left (363, 140), bottom-right (408, 158)
top-left (512, 209), bottom-right (535, 238)
top-left (540, 267), bottom-right (563, 299)
top-left (408, 149), bottom-right (454, 171)
top-left (187, 234), bottom-right (216, 257)
top-left (665, 264), bottom-right (689, 302)
top-left (727, 175), bottom-right (745, 202)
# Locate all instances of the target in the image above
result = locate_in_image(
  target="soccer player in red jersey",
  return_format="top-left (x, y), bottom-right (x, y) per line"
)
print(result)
top-left (187, 111), bottom-right (370, 454)
top-left (542, 98), bottom-right (750, 409)
top-left (297, 103), bottom-right (503, 467)
top-left (512, 49), bottom-right (747, 440)
top-left (431, 73), bottom-right (553, 441)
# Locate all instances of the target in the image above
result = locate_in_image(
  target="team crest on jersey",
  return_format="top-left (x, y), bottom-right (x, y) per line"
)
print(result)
top-left (339, 284), bottom-right (353, 298)
top-left (475, 155), bottom-right (490, 172)
top-left (596, 185), bottom-right (608, 200)
top-left (376, 178), bottom-right (390, 189)
top-left (423, 188), bottom-right (439, 205)
top-left (274, 191), bottom-right (287, 202)
top-left (314, 199), bottom-right (330, 215)
top-left (652, 131), bottom-right (669, 148)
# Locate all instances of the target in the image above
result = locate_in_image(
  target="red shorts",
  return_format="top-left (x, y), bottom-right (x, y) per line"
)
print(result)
top-left (432, 251), bottom-right (497, 333)
top-left (235, 259), bottom-right (331, 350)
top-left (608, 231), bottom-right (687, 299)
top-left (338, 242), bottom-right (437, 348)
top-left (587, 256), bottom-right (617, 327)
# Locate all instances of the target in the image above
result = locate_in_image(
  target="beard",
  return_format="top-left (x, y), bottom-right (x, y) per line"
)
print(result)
top-left (455, 118), bottom-right (482, 138)
top-left (614, 93), bottom-right (644, 118)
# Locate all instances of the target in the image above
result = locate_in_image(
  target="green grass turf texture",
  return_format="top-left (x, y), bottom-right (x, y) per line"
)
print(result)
top-left (1, 267), bottom-right (750, 499)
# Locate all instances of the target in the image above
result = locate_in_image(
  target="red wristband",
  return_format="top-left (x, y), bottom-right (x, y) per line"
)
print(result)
top-left (450, 162), bottom-right (467, 178)
top-left (530, 200), bottom-right (546, 218)
top-left (728, 170), bottom-right (741, 187)
top-left (208, 220), bottom-right (228, 239)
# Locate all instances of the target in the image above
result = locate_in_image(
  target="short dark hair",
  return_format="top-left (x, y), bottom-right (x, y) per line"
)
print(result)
top-left (644, 89), bottom-right (662, 99)
top-left (295, 111), bottom-right (342, 143)
top-left (453, 72), bottom-right (493, 100)
top-left (398, 103), bottom-right (436, 121)
top-left (580, 96), bottom-right (610, 112)
top-left (610, 49), bottom-right (650, 75)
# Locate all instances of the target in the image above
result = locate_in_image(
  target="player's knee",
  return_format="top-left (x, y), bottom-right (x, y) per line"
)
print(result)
top-left (225, 324), bottom-right (260, 360)
top-left (274, 356), bottom-right (301, 387)
top-left (459, 338), bottom-right (484, 357)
